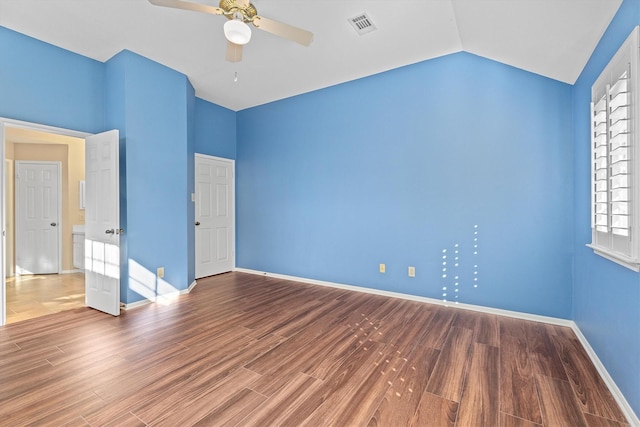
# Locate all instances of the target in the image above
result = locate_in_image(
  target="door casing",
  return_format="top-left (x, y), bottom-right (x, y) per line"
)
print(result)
top-left (195, 154), bottom-right (235, 279)
top-left (0, 118), bottom-right (90, 326)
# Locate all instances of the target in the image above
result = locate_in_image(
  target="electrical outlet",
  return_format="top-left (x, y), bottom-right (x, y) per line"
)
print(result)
top-left (379, 263), bottom-right (386, 273)
top-left (157, 267), bottom-right (165, 278)
top-left (408, 266), bottom-right (416, 277)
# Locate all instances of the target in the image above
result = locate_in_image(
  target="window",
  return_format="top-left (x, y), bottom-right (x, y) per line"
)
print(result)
top-left (588, 26), bottom-right (640, 271)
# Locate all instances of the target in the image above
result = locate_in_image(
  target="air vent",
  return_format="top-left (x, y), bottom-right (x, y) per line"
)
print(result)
top-left (348, 13), bottom-right (376, 35)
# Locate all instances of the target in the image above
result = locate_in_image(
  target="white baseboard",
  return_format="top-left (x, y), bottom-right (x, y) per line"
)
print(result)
top-left (570, 325), bottom-right (640, 426)
top-left (60, 269), bottom-right (82, 274)
top-left (122, 280), bottom-right (198, 310)
top-left (234, 268), bottom-right (573, 326)
top-left (235, 267), bottom-right (638, 425)
top-left (121, 299), bottom-right (151, 310)
top-left (187, 280), bottom-right (198, 293)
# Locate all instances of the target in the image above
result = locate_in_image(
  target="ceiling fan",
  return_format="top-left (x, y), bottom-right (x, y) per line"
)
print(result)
top-left (148, 0), bottom-right (313, 62)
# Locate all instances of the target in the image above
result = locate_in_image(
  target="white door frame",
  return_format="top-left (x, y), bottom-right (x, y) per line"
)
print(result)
top-left (15, 160), bottom-right (63, 275)
top-left (5, 159), bottom-right (14, 278)
top-left (194, 153), bottom-right (235, 278)
top-left (0, 118), bottom-right (90, 326)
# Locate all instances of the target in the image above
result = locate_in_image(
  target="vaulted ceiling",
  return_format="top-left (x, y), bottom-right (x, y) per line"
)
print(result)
top-left (0, 0), bottom-right (622, 111)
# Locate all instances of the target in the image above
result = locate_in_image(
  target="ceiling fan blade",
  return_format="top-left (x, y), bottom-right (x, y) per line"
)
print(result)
top-left (252, 16), bottom-right (313, 46)
top-left (226, 41), bottom-right (243, 62)
top-left (148, 0), bottom-right (224, 16)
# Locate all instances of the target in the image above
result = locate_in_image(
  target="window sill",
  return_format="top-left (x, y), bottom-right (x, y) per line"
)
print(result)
top-left (586, 244), bottom-right (640, 272)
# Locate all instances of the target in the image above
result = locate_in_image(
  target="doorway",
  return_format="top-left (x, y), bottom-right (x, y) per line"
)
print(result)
top-left (1, 121), bottom-right (88, 325)
top-left (15, 161), bottom-right (62, 275)
top-left (195, 154), bottom-right (235, 278)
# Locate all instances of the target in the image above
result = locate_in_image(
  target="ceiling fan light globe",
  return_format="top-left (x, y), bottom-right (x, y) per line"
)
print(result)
top-left (224, 19), bottom-right (252, 45)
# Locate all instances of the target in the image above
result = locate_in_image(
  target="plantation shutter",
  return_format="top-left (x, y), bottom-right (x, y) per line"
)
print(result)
top-left (589, 26), bottom-right (639, 270)
top-left (592, 93), bottom-right (608, 233)
top-left (609, 70), bottom-right (631, 238)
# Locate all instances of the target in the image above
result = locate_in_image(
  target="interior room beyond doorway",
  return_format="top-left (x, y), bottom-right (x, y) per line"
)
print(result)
top-left (5, 272), bottom-right (84, 324)
top-left (4, 127), bottom-right (86, 324)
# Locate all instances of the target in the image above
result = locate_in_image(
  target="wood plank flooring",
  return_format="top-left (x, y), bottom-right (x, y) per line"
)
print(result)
top-left (5, 273), bottom-right (85, 324)
top-left (0, 272), bottom-right (629, 426)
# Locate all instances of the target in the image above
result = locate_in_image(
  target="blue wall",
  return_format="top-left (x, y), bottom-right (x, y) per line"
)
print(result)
top-left (2, 16), bottom-right (638, 417)
top-left (194, 98), bottom-right (236, 159)
top-left (0, 27), bottom-right (104, 133)
top-left (0, 26), bottom-right (227, 304)
top-left (104, 52), bottom-right (129, 300)
top-left (572, 0), bottom-right (640, 416)
top-left (187, 84), bottom-right (196, 287)
top-left (104, 50), bottom-right (193, 303)
top-left (236, 52), bottom-right (574, 319)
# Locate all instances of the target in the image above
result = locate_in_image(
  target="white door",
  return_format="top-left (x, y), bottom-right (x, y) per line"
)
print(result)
top-left (195, 154), bottom-right (234, 278)
top-left (15, 161), bottom-right (61, 275)
top-left (85, 130), bottom-right (120, 316)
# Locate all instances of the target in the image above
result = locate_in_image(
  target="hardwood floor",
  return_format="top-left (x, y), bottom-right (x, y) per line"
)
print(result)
top-left (0, 272), bottom-right (629, 426)
top-left (5, 273), bottom-right (85, 324)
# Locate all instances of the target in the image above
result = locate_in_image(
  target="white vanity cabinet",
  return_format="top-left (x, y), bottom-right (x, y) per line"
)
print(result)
top-left (72, 225), bottom-right (85, 270)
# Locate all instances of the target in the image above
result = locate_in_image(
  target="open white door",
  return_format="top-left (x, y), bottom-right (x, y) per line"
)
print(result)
top-left (85, 130), bottom-right (120, 316)
top-left (195, 154), bottom-right (235, 278)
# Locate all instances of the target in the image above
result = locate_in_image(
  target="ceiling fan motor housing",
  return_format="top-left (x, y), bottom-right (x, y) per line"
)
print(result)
top-left (220, 0), bottom-right (257, 22)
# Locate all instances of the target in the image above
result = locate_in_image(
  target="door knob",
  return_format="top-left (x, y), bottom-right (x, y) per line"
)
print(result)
top-left (105, 229), bottom-right (115, 234)
top-left (195, 221), bottom-right (201, 226)
top-left (50, 222), bottom-right (57, 226)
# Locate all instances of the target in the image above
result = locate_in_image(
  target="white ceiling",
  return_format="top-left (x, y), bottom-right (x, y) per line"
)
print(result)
top-left (0, 0), bottom-right (622, 111)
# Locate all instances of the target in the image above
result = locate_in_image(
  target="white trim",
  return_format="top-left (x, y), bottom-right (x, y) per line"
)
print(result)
top-left (121, 280), bottom-right (198, 310)
top-left (235, 267), bottom-right (639, 425)
top-left (120, 299), bottom-right (150, 310)
top-left (586, 244), bottom-right (640, 272)
top-left (0, 118), bottom-right (91, 139)
top-left (1, 136), bottom-right (5, 325)
top-left (570, 324), bottom-right (640, 426)
top-left (234, 268), bottom-right (573, 326)
top-left (61, 269), bottom-right (82, 274)
top-left (195, 153), bottom-right (234, 162)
